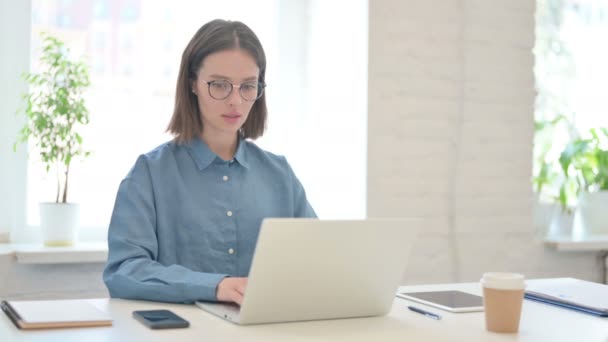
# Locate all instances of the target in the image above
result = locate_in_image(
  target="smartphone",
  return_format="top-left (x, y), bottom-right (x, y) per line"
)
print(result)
top-left (133, 310), bottom-right (190, 329)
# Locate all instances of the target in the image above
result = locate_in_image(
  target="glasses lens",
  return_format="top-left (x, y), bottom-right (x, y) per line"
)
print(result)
top-left (240, 82), bottom-right (263, 101)
top-left (208, 80), bottom-right (232, 100)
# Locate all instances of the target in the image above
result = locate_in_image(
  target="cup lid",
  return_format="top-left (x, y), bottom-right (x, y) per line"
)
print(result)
top-left (480, 272), bottom-right (525, 290)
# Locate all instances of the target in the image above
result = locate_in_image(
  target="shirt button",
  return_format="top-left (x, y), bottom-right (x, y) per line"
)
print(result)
top-left (228, 248), bottom-right (235, 255)
top-left (223, 175), bottom-right (229, 181)
top-left (227, 211), bottom-right (233, 217)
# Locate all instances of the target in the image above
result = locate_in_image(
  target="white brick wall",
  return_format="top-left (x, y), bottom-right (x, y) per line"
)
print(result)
top-left (368, 0), bottom-right (601, 284)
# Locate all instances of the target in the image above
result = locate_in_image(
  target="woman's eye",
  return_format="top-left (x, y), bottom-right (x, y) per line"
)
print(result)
top-left (212, 81), bottom-right (230, 89)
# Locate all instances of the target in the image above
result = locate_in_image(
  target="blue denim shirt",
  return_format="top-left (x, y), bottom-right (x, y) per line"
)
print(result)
top-left (103, 137), bottom-right (316, 303)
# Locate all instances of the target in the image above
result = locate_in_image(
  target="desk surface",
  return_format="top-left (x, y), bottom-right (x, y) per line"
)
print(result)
top-left (1, 279), bottom-right (606, 342)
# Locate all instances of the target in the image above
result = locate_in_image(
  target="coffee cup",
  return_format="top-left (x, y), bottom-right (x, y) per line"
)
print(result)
top-left (480, 272), bottom-right (525, 333)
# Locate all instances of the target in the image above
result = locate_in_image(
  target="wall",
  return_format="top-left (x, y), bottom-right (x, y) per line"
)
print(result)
top-left (0, 256), bottom-right (108, 300)
top-left (368, 0), bottom-right (601, 284)
top-left (0, 0), bottom-right (29, 241)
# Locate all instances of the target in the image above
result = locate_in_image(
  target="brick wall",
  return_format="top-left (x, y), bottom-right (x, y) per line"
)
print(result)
top-left (368, 0), bottom-right (601, 284)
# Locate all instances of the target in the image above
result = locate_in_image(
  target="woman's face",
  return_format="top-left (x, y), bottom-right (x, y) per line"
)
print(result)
top-left (193, 49), bottom-right (260, 140)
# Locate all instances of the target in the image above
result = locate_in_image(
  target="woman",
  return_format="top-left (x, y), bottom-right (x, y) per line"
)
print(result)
top-left (103, 19), bottom-right (316, 305)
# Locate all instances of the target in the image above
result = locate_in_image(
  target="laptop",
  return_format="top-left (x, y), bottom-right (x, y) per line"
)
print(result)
top-left (195, 218), bottom-right (419, 325)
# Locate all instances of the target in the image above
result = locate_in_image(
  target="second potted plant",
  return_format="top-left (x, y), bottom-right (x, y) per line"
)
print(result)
top-left (558, 128), bottom-right (608, 235)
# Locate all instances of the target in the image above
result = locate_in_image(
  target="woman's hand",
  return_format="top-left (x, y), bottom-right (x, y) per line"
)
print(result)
top-left (216, 277), bottom-right (248, 305)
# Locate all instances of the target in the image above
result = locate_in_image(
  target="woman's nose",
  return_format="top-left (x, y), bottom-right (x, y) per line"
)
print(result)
top-left (227, 86), bottom-right (243, 105)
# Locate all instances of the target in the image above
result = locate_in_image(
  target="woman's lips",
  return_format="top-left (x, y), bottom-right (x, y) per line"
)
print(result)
top-left (222, 113), bottom-right (242, 124)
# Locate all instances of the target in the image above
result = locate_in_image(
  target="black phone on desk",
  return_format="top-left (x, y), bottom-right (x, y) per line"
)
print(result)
top-left (133, 309), bottom-right (190, 329)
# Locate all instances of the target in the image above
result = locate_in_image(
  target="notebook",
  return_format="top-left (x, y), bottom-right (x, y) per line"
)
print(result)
top-left (524, 278), bottom-right (608, 317)
top-left (1, 299), bottom-right (113, 329)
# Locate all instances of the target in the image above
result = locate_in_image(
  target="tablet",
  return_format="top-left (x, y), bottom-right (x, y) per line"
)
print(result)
top-left (396, 290), bottom-right (484, 312)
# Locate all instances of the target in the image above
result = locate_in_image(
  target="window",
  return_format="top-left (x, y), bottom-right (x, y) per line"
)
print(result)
top-left (22, 0), bottom-right (367, 239)
top-left (534, 0), bottom-right (608, 203)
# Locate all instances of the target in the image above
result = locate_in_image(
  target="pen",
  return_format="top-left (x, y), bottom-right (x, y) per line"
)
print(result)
top-left (407, 306), bottom-right (442, 320)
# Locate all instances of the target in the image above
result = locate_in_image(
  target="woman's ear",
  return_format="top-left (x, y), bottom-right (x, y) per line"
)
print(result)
top-left (190, 80), bottom-right (197, 95)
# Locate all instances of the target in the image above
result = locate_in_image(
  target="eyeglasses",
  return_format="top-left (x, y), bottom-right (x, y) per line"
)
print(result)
top-left (202, 79), bottom-right (266, 101)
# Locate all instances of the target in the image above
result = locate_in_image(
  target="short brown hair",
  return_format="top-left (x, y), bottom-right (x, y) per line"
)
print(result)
top-left (167, 19), bottom-right (267, 143)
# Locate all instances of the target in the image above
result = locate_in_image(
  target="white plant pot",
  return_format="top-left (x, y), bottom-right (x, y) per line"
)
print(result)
top-left (577, 191), bottom-right (608, 235)
top-left (39, 202), bottom-right (80, 246)
top-left (548, 206), bottom-right (574, 237)
top-left (534, 194), bottom-right (557, 237)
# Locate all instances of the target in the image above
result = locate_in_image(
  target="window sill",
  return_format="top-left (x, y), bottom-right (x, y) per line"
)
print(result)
top-left (0, 242), bottom-right (107, 264)
top-left (544, 235), bottom-right (608, 251)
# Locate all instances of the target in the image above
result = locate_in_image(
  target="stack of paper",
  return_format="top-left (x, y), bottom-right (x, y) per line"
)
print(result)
top-left (1, 299), bottom-right (113, 329)
top-left (525, 278), bottom-right (608, 317)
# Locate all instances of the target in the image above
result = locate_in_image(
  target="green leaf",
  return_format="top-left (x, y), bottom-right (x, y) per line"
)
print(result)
top-left (535, 120), bottom-right (547, 132)
top-left (559, 184), bottom-right (568, 211)
top-left (590, 128), bottom-right (600, 141)
top-left (559, 139), bottom-right (589, 176)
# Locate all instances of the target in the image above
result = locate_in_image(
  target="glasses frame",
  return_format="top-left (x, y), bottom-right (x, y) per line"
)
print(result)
top-left (202, 79), bottom-right (266, 101)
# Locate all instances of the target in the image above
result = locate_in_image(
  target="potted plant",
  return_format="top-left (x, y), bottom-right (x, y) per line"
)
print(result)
top-left (558, 128), bottom-right (608, 234)
top-left (14, 33), bottom-right (91, 246)
top-left (532, 114), bottom-right (575, 236)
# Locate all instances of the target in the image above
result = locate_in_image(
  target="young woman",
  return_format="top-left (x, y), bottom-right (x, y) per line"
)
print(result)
top-left (103, 19), bottom-right (316, 305)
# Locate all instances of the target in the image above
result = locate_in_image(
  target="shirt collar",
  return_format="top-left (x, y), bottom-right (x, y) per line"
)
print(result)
top-left (233, 137), bottom-right (250, 169)
top-left (186, 137), bottom-right (250, 171)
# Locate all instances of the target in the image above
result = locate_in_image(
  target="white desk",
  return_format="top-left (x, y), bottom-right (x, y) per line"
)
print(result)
top-left (1, 279), bottom-right (606, 342)
top-left (545, 234), bottom-right (608, 284)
